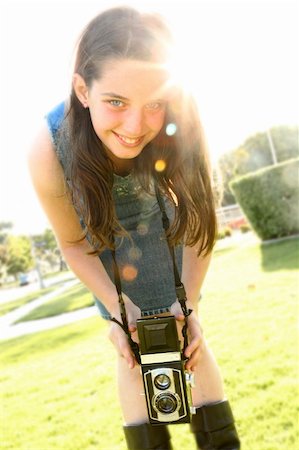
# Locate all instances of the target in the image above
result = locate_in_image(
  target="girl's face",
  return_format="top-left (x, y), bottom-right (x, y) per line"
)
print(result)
top-left (75, 59), bottom-right (170, 169)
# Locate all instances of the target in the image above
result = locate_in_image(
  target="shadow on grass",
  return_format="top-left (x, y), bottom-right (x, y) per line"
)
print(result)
top-left (260, 236), bottom-right (299, 271)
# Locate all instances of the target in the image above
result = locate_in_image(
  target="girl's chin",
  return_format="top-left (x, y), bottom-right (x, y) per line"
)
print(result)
top-left (105, 146), bottom-right (144, 163)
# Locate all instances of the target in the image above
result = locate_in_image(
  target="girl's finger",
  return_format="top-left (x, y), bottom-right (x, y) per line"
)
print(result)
top-left (128, 323), bottom-right (137, 332)
top-left (184, 335), bottom-right (202, 359)
top-left (119, 339), bottom-right (135, 369)
top-left (175, 313), bottom-right (185, 321)
top-left (185, 347), bottom-right (202, 371)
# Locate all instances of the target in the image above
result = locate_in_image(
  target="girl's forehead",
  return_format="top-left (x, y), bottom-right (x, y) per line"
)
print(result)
top-left (94, 58), bottom-right (171, 98)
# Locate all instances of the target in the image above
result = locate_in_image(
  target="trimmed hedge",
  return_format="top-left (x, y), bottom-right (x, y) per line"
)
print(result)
top-left (230, 158), bottom-right (299, 240)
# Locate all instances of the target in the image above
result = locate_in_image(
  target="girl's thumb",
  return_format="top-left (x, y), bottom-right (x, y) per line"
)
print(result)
top-left (175, 312), bottom-right (185, 321)
top-left (128, 323), bottom-right (137, 332)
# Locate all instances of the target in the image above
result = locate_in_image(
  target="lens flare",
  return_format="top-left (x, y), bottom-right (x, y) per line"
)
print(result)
top-left (122, 264), bottom-right (138, 282)
top-left (137, 223), bottom-right (149, 235)
top-left (128, 246), bottom-right (142, 261)
top-left (166, 123), bottom-right (177, 136)
top-left (155, 159), bottom-right (166, 172)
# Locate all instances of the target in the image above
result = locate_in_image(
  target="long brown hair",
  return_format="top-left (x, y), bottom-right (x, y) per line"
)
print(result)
top-left (60, 6), bottom-right (217, 256)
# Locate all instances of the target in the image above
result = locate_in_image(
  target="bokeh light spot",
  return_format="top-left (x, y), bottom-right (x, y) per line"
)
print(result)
top-left (122, 264), bottom-right (138, 282)
top-left (137, 223), bottom-right (149, 235)
top-left (166, 123), bottom-right (177, 136)
top-left (155, 159), bottom-right (166, 172)
top-left (128, 246), bottom-right (142, 261)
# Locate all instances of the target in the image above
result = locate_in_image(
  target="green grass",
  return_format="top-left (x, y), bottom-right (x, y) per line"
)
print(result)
top-left (13, 283), bottom-right (94, 323)
top-left (0, 237), bottom-right (298, 450)
top-left (0, 286), bottom-right (56, 316)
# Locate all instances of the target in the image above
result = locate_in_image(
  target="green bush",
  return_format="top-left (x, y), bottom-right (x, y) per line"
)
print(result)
top-left (217, 227), bottom-right (232, 240)
top-left (240, 224), bottom-right (251, 233)
top-left (230, 158), bottom-right (299, 240)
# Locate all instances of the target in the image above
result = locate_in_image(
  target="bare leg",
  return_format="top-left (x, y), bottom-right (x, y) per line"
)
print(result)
top-left (191, 338), bottom-right (226, 407)
top-left (117, 355), bottom-right (149, 425)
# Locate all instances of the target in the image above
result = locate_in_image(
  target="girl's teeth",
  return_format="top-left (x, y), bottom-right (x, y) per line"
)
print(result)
top-left (118, 134), bottom-right (140, 144)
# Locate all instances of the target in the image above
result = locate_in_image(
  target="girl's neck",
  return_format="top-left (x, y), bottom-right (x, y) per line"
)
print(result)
top-left (113, 159), bottom-right (134, 177)
top-left (104, 144), bottom-right (135, 176)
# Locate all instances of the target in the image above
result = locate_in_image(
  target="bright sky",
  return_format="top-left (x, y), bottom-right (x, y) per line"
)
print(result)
top-left (0, 0), bottom-right (298, 234)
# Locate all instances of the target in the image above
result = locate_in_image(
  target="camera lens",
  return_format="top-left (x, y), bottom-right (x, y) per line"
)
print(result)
top-left (154, 374), bottom-right (171, 390)
top-left (155, 393), bottom-right (178, 414)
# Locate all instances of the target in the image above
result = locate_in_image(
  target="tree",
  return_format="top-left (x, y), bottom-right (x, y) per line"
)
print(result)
top-left (0, 221), bottom-right (13, 244)
top-left (6, 235), bottom-right (34, 279)
top-left (32, 228), bottom-right (67, 271)
top-left (0, 222), bottom-right (13, 280)
top-left (32, 228), bottom-right (57, 252)
top-left (218, 125), bottom-right (299, 205)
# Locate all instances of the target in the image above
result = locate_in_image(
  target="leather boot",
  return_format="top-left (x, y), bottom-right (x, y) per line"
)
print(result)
top-left (123, 423), bottom-right (172, 450)
top-left (190, 400), bottom-right (241, 449)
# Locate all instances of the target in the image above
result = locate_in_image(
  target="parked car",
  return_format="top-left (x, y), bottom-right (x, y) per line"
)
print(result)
top-left (19, 273), bottom-right (30, 286)
top-left (18, 271), bottom-right (37, 286)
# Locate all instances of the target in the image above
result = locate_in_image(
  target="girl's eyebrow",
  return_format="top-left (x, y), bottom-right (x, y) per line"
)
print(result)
top-left (100, 92), bottom-right (129, 100)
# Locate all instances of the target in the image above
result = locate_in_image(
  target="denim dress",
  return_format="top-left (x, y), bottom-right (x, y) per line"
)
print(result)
top-left (46, 102), bottom-right (183, 319)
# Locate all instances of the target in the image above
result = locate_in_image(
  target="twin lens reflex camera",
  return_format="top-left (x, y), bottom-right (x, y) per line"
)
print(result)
top-left (136, 315), bottom-right (195, 425)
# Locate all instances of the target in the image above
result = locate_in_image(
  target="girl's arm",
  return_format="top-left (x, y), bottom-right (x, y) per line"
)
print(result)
top-left (171, 245), bottom-right (213, 371)
top-left (181, 245), bottom-right (212, 313)
top-left (28, 122), bottom-right (140, 366)
top-left (28, 122), bottom-right (117, 310)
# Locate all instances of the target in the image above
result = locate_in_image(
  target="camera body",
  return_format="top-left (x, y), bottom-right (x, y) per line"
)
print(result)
top-left (136, 315), bottom-right (194, 425)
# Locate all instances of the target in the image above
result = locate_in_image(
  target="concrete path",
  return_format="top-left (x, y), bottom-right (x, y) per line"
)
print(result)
top-left (0, 278), bottom-right (98, 341)
top-left (0, 305), bottom-right (98, 341)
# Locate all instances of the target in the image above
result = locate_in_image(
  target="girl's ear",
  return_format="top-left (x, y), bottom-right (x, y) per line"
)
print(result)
top-left (73, 73), bottom-right (89, 108)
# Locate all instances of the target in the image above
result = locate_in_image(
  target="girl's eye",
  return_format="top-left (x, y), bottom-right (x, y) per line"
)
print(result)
top-left (109, 100), bottom-right (125, 107)
top-left (145, 102), bottom-right (163, 111)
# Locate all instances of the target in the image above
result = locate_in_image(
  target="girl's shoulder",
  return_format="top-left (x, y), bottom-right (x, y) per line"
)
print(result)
top-left (45, 100), bottom-right (70, 170)
top-left (45, 101), bottom-right (67, 145)
top-left (28, 118), bottom-right (66, 196)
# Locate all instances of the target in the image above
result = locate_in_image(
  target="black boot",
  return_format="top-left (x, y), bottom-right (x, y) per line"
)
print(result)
top-left (190, 400), bottom-right (241, 449)
top-left (123, 423), bottom-right (172, 450)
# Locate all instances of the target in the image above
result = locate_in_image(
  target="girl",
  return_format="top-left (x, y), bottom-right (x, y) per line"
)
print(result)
top-left (28, 6), bottom-right (240, 450)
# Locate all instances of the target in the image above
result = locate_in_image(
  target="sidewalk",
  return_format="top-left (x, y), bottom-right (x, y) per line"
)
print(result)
top-left (0, 278), bottom-right (98, 341)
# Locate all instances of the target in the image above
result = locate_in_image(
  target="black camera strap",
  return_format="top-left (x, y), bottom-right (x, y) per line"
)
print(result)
top-left (110, 181), bottom-right (192, 364)
top-left (154, 182), bottom-right (193, 357)
top-left (110, 240), bottom-right (141, 364)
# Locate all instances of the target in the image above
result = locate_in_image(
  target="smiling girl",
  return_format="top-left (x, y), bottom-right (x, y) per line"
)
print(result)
top-left (28, 6), bottom-right (240, 450)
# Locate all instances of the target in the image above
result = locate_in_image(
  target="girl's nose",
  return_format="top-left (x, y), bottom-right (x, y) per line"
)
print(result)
top-left (123, 108), bottom-right (144, 136)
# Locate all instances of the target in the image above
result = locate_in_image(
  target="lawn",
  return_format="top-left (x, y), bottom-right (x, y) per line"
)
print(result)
top-left (0, 286), bottom-right (56, 317)
top-left (13, 283), bottom-right (94, 324)
top-left (0, 237), bottom-right (298, 450)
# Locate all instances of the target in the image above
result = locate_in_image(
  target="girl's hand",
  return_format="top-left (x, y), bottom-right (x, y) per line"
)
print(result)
top-left (108, 294), bottom-right (141, 369)
top-left (170, 300), bottom-right (204, 372)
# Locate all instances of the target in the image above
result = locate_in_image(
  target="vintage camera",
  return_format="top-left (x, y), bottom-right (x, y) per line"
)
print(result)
top-left (136, 315), bottom-right (195, 425)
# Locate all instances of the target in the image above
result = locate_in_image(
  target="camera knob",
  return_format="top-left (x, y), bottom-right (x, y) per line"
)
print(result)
top-left (185, 372), bottom-right (195, 388)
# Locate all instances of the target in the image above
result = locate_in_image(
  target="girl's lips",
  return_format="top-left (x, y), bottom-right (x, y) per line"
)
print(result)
top-left (113, 132), bottom-right (144, 147)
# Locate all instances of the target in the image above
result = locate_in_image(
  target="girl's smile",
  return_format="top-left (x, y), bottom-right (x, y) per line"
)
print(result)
top-left (112, 131), bottom-right (145, 147)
